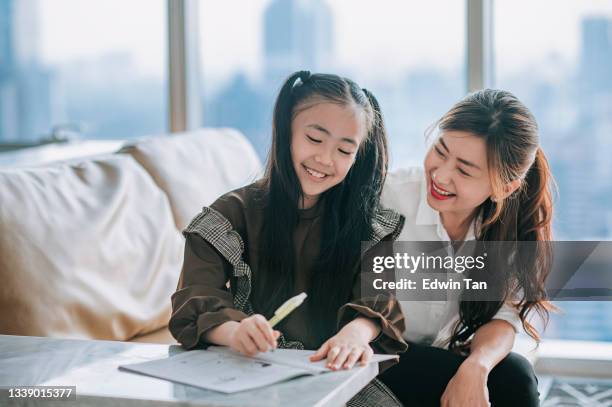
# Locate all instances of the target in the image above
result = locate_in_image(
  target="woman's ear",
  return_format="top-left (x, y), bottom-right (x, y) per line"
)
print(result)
top-left (494, 179), bottom-right (522, 201)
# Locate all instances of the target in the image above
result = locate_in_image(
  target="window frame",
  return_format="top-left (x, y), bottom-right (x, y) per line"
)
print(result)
top-left (168, 0), bottom-right (202, 133)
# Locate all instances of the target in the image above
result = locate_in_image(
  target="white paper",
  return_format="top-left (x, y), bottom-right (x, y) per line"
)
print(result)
top-left (119, 347), bottom-right (398, 394)
top-left (119, 350), bottom-right (309, 393)
top-left (208, 346), bottom-right (398, 373)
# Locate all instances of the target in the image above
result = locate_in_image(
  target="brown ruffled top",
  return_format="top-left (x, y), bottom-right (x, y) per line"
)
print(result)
top-left (169, 182), bottom-right (407, 355)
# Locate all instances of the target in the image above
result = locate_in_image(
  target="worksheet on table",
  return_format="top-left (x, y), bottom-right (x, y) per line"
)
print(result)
top-left (120, 347), bottom-right (398, 393)
top-left (120, 349), bottom-right (311, 393)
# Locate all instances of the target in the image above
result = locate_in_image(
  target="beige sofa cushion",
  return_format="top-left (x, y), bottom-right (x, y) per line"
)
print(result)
top-left (120, 128), bottom-right (262, 230)
top-left (130, 326), bottom-right (176, 344)
top-left (0, 155), bottom-right (184, 340)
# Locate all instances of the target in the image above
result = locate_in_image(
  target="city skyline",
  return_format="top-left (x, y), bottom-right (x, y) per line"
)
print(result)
top-left (1, 0), bottom-right (612, 342)
top-left (2, 0), bottom-right (612, 241)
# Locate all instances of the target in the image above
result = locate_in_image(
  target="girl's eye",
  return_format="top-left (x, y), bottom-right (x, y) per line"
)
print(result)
top-left (458, 168), bottom-right (471, 177)
top-left (306, 135), bottom-right (321, 143)
top-left (434, 146), bottom-right (446, 158)
top-left (338, 149), bottom-right (353, 156)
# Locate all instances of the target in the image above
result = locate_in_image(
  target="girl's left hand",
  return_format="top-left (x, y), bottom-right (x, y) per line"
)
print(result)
top-left (309, 322), bottom-right (374, 370)
top-left (440, 360), bottom-right (490, 407)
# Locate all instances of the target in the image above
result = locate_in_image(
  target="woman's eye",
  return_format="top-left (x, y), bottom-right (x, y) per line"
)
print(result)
top-left (434, 146), bottom-right (446, 158)
top-left (306, 135), bottom-right (321, 143)
top-left (458, 168), bottom-right (471, 177)
top-left (338, 149), bottom-right (353, 156)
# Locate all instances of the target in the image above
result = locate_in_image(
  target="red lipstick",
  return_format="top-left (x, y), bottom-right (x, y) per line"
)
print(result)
top-left (430, 180), bottom-right (456, 201)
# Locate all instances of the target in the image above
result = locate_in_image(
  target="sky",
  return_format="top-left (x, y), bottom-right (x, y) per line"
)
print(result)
top-left (35, 0), bottom-right (612, 83)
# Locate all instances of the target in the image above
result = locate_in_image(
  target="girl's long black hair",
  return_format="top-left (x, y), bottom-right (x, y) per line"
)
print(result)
top-left (252, 71), bottom-right (388, 344)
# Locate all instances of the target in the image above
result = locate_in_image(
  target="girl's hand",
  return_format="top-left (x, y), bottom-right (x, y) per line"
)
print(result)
top-left (228, 315), bottom-right (280, 357)
top-left (441, 360), bottom-right (490, 407)
top-left (309, 318), bottom-right (378, 370)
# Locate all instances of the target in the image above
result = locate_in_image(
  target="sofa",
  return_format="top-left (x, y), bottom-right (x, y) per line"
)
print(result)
top-left (0, 128), bottom-right (262, 344)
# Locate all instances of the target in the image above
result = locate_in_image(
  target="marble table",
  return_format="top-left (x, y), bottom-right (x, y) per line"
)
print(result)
top-left (0, 335), bottom-right (378, 406)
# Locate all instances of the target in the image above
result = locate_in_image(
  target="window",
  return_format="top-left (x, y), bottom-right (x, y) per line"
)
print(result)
top-left (494, 0), bottom-right (612, 341)
top-left (198, 0), bottom-right (465, 168)
top-left (0, 0), bottom-right (167, 143)
top-left (1, 0), bottom-right (609, 343)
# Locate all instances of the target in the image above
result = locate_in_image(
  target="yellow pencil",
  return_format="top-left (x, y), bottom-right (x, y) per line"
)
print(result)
top-left (268, 292), bottom-right (307, 328)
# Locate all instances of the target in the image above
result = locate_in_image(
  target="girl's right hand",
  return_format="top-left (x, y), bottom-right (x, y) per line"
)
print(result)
top-left (228, 314), bottom-right (280, 356)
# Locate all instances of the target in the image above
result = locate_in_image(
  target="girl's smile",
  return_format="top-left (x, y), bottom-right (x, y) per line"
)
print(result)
top-left (302, 164), bottom-right (331, 182)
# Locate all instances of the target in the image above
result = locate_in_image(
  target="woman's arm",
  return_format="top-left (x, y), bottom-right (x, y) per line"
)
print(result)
top-left (440, 319), bottom-right (515, 407)
top-left (467, 319), bottom-right (516, 371)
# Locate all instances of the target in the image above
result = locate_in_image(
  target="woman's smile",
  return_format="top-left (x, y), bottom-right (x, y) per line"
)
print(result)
top-left (430, 178), bottom-right (456, 200)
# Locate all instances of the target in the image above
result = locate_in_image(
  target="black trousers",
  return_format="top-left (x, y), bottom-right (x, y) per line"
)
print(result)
top-left (379, 343), bottom-right (540, 407)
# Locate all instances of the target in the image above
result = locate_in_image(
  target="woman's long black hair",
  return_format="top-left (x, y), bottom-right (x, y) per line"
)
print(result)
top-left (438, 89), bottom-right (555, 350)
top-left (252, 71), bottom-right (388, 344)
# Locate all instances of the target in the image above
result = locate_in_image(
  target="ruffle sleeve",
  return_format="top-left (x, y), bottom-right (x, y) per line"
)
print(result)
top-left (169, 233), bottom-right (248, 349)
top-left (337, 295), bottom-right (407, 355)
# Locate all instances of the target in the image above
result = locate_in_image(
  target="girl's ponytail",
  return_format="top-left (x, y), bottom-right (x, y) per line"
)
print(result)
top-left (357, 88), bottom-right (388, 213)
top-left (272, 70), bottom-right (305, 129)
top-left (267, 70), bottom-right (311, 195)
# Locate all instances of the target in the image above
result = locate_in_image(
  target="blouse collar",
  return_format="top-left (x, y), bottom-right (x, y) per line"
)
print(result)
top-left (415, 172), bottom-right (479, 242)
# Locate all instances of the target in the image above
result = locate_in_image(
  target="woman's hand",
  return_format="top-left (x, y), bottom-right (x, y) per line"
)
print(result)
top-left (441, 359), bottom-right (490, 407)
top-left (227, 315), bottom-right (280, 357)
top-left (309, 317), bottom-right (379, 370)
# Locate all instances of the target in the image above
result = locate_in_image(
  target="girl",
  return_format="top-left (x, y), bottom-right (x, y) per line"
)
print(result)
top-left (169, 71), bottom-right (406, 404)
top-left (379, 89), bottom-right (554, 407)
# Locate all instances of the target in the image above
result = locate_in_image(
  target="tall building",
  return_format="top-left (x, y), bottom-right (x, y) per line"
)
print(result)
top-left (579, 17), bottom-right (612, 95)
top-left (205, 0), bottom-right (335, 159)
top-left (530, 16), bottom-right (612, 343)
top-left (0, 1), bottom-right (15, 69)
top-left (0, 0), bottom-right (52, 142)
top-left (263, 0), bottom-right (334, 83)
top-left (573, 17), bottom-right (612, 238)
top-left (0, 0), bottom-right (18, 139)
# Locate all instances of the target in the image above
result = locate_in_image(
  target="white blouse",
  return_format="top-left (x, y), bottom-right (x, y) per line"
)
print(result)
top-left (381, 166), bottom-right (522, 348)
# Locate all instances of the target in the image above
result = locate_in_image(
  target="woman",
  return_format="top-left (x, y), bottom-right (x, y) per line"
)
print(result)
top-left (380, 89), bottom-right (554, 406)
